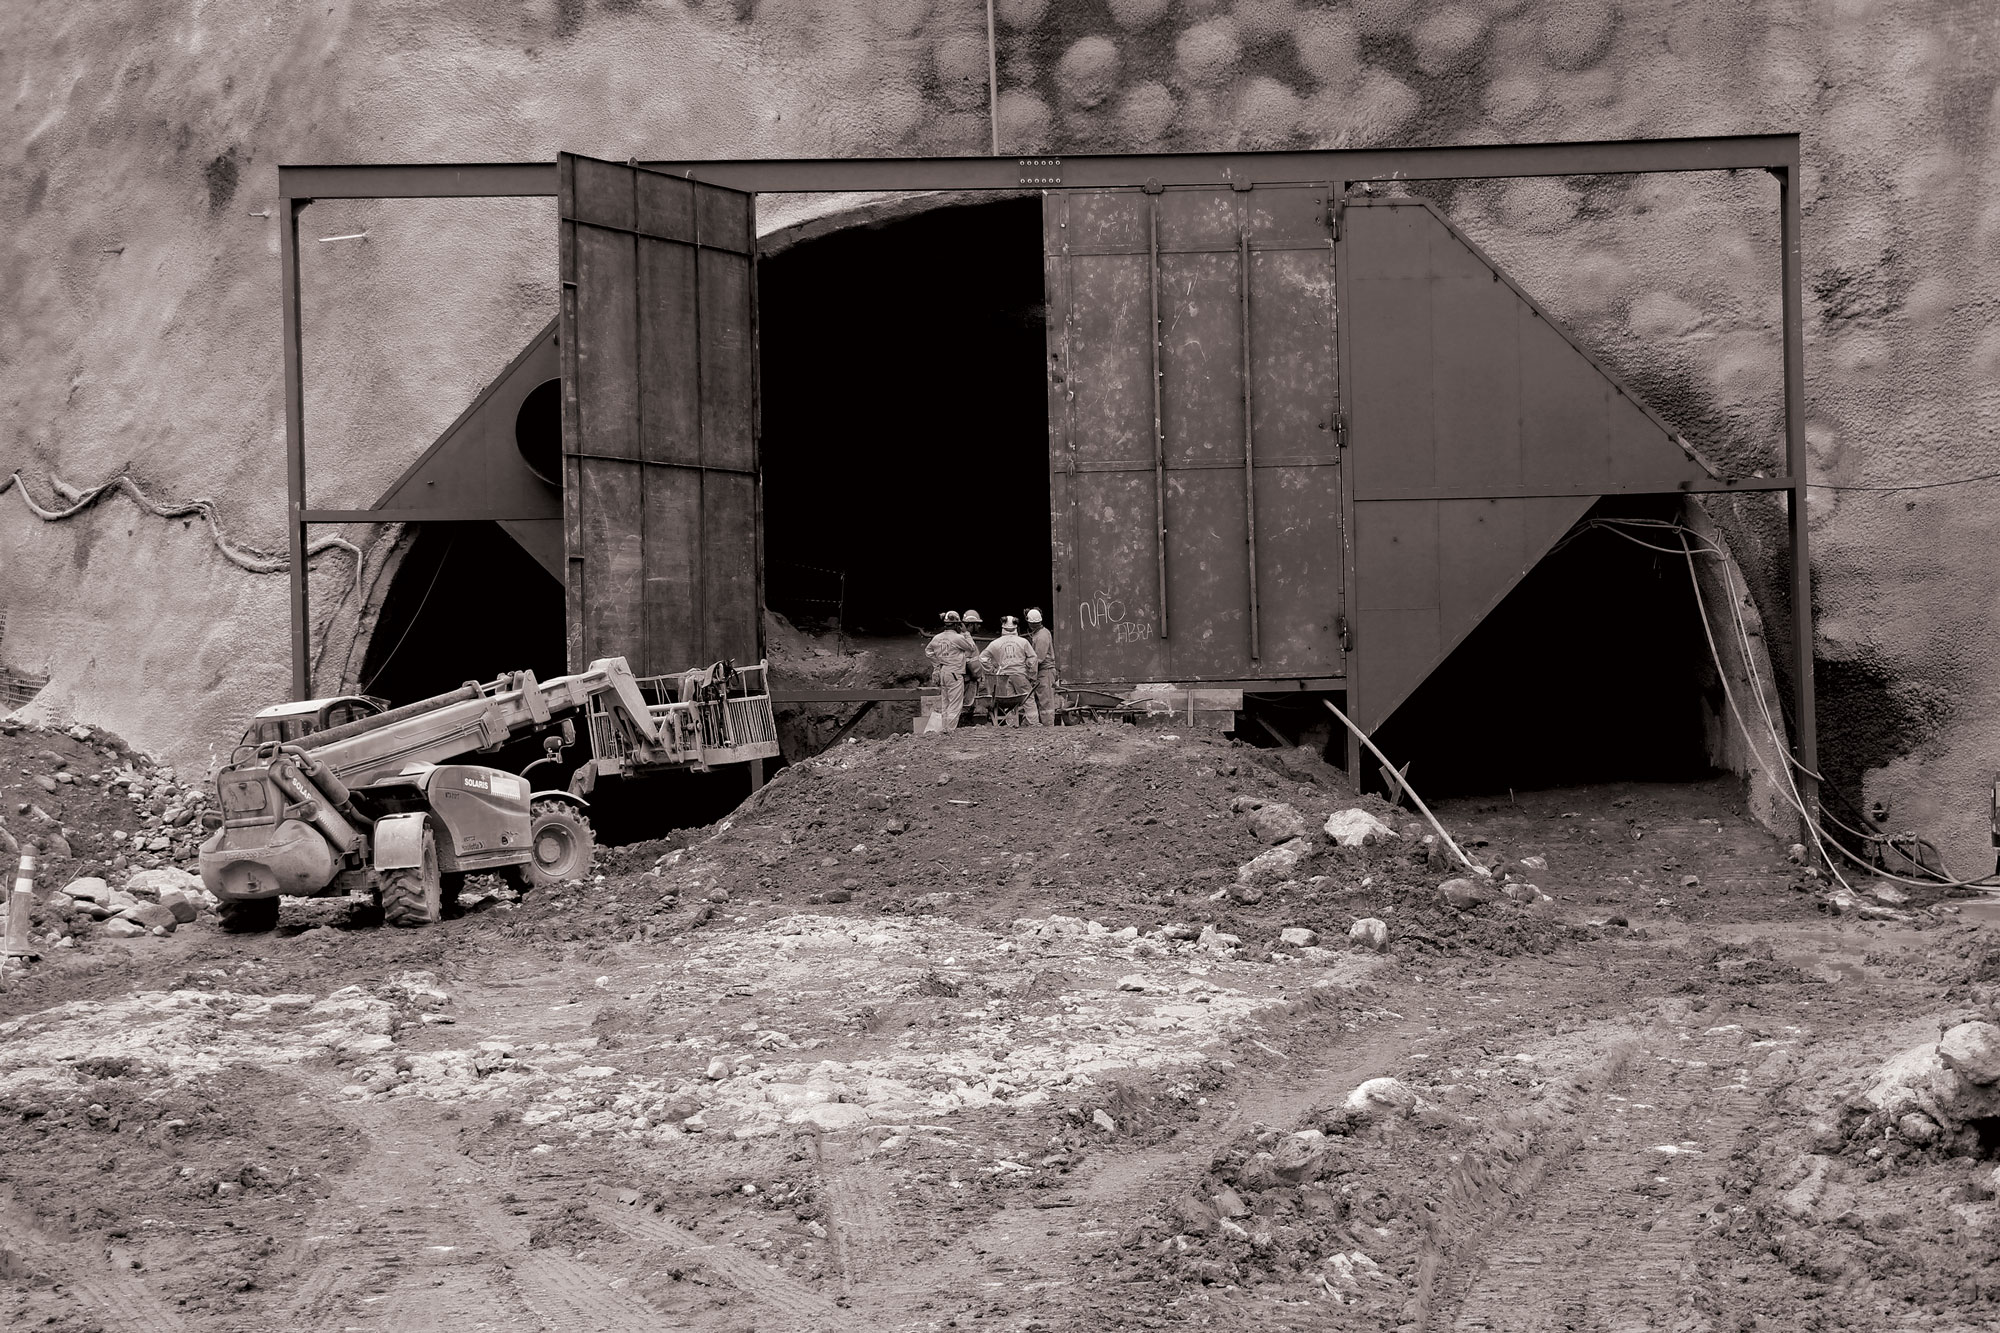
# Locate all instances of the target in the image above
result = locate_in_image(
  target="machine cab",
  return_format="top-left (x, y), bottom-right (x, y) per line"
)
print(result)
top-left (239, 695), bottom-right (389, 749)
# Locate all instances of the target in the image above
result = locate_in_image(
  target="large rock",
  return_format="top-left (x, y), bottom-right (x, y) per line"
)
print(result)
top-left (1939, 1021), bottom-right (2000, 1087)
top-left (1247, 802), bottom-right (1310, 844)
top-left (126, 867), bottom-right (203, 898)
top-left (1861, 1025), bottom-right (2000, 1133)
top-left (1344, 1077), bottom-right (1419, 1119)
top-left (63, 877), bottom-right (110, 904)
top-left (1324, 808), bottom-right (1396, 847)
top-left (1237, 838), bottom-right (1312, 884)
top-left (103, 918), bottom-right (147, 939)
top-left (1440, 877), bottom-right (1498, 910)
top-left (159, 891), bottom-right (199, 924)
top-left (124, 902), bottom-right (178, 932)
top-left (1279, 926), bottom-right (1319, 948)
top-left (1348, 918), bottom-right (1389, 950)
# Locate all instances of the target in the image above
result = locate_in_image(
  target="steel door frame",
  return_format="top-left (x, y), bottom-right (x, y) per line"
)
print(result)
top-left (275, 133), bottom-right (1813, 818)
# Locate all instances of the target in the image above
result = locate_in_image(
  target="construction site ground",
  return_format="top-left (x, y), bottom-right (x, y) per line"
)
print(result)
top-left (3, 721), bottom-right (1998, 1332)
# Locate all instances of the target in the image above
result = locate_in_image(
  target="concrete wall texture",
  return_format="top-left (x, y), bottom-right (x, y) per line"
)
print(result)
top-left (2, 0), bottom-right (1996, 864)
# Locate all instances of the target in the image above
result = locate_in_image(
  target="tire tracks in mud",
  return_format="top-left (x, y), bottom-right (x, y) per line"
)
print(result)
top-left (1, 1190), bottom-right (187, 1333)
top-left (1420, 1024), bottom-right (1788, 1333)
top-left (589, 1202), bottom-right (841, 1327)
top-left (248, 1104), bottom-right (657, 1333)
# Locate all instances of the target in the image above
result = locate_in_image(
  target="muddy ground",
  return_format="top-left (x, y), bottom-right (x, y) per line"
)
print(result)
top-left (2, 721), bottom-right (1997, 1332)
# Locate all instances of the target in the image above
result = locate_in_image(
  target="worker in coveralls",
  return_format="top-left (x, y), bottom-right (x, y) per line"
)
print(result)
top-left (924, 612), bottom-right (979, 731)
top-left (1024, 608), bottom-right (1056, 726)
top-left (977, 615), bottom-right (1040, 727)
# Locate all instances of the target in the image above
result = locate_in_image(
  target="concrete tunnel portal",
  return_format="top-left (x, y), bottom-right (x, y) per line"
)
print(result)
top-left (351, 187), bottom-right (1758, 814)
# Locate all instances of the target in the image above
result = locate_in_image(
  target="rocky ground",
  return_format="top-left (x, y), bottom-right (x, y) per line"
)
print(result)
top-left (1, 719), bottom-right (1997, 1332)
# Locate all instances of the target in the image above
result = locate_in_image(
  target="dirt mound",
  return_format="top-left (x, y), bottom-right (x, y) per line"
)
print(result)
top-left (0, 717), bottom-right (206, 879)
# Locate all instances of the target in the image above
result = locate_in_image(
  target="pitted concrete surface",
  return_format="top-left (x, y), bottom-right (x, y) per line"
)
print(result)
top-left (3, 1), bottom-right (1998, 861)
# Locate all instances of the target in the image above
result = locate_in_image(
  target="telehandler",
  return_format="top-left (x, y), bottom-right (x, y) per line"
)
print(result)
top-left (197, 657), bottom-right (778, 930)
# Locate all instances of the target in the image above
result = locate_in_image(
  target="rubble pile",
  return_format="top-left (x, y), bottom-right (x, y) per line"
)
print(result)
top-left (0, 717), bottom-right (209, 879)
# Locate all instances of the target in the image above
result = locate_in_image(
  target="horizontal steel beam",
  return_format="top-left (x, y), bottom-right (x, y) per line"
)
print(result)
top-left (276, 135), bottom-right (1798, 203)
top-left (1355, 478), bottom-right (1797, 502)
top-left (279, 163), bottom-right (557, 200)
top-left (300, 508), bottom-right (554, 523)
top-left (771, 688), bottom-right (924, 703)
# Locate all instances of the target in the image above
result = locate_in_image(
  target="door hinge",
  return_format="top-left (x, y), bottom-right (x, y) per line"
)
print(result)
top-left (1334, 412), bottom-right (1347, 449)
top-left (1338, 616), bottom-right (1353, 652)
top-left (1329, 202), bottom-right (1341, 241)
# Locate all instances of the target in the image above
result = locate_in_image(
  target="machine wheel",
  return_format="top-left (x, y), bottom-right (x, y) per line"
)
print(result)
top-left (511, 799), bottom-right (595, 891)
top-left (381, 825), bottom-right (443, 928)
top-left (216, 896), bottom-right (280, 934)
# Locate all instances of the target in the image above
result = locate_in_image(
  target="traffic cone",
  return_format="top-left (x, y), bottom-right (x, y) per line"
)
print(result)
top-left (3, 845), bottom-right (37, 967)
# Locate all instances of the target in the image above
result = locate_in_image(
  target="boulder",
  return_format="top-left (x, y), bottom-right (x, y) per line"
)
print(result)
top-left (125, 867), bottom-right (203, 898)
top-left (1861, 1026), bottom-right (2000, 1134)
top-left (124, 902), bottom-right (178, 932)
top-left (1247, 802), bottom-right (1310, 845)
top-left (1501, 881), bottom-right (1551, 904)
top-left (1518, 855), bottom-right (1548, 872)
top-left (1228, 795), bottom-right (1265, 813)
top-left (794, 1103), bottom-right (870, 1131)
top-left (1279, 926), bottom-right (1319, 948)
top-left (1323, 809), bottom-right (1396, 847)
top-left (1344, 1076), bottom-right (1420, 1119)
top-left (1348, 918), bottom-right (1389, 950)
top-left (1440, 877), bottom-right (1498, 911)
top-left (1237, 838), bottom-right (1312, 884)
top-left (103, 918), bottom-right (147, 939)
top-left (1939, 1021), bottom-right (2000, 1087)
top-left (159, 892), bottom-right (198, 924)
top-left (63, 877), bottom-right (110, 904)
top-left (1196, 925), bottom-right (1241, 955)
top-left (1825, 886), bottom-right (1910, 921)
top-left (1867, 881), bottom-right (1911, 906)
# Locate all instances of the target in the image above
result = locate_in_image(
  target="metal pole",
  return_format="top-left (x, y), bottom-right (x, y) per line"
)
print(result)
top-left (1778, 162), bottom-right (1818, 841)
top-left (1238, 227), bottom-right (1260, 660)
top-left (281, 198), bottom-right (311, 700)
top-left (1148, 198), bottom-right (1169, 640)
top-left (1321, 699), bottom-right (1474, 871)
top-left (985, 0), bottom-right (1000, 157)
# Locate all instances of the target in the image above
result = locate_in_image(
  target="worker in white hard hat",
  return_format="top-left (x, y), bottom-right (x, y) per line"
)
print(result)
top-left (976, 614), bottom-right (1039, 727)
top-left (1024, 607), bottom-right (1056, 726)
top-left (924, 611), bottom-right (979, 732)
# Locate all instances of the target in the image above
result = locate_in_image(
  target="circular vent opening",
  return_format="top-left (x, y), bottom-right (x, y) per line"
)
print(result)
top-left (515, 378), bottom-right (561, 485)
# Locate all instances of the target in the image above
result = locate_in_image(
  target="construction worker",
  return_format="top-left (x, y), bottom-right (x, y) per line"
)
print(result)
top-left (924, 612), bottom-right (979, 732)
top-left (976, 615), bottom-right (1039, 727)
top-left (1024, 607), bottom-right (1056, 726)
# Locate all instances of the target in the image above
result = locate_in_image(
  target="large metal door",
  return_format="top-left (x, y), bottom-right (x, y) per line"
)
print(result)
top-left (1045, 185), bottom-right (1344, 686)
top-left (559, 153), bottom-right (761, 675)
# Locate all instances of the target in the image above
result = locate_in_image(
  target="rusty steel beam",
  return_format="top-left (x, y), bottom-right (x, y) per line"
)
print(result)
top-left (279, 163), bottom-right (557, 200)
top-left (281, 200), bottom-right (310, 700)
top-left (1779, 164), bottom-right (1818, 840)
top-left (277, 135), bottom-right (1798, 203)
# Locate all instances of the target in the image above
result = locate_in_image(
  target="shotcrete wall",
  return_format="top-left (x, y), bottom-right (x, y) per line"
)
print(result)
top-left (2, 1), bottom-right (1996, 861)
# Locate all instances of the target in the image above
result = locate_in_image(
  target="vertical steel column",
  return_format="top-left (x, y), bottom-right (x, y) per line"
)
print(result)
top-left (1148, 197), bottom-right (1169, 641)
top-left (984, 0), bottom-right (1000, 156)
top-left (1778, 162), bottom-right (1818, 835)
top-left (1238, 227), bottom-right (1261, 661)
top-left (281, 197), bottom-right (310, 700)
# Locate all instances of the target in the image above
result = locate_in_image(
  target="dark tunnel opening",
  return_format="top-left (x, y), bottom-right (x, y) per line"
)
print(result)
top-left (758, 198), bottom-right (1053, 635)
top-left (1360, 499), bottom-right (1719, 798)
top-left (359, 521), bottom-right (568, 708)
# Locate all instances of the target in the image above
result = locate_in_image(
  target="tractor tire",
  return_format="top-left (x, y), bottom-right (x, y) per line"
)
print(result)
top-left (216, 896), bottom-right (280, 934)
top-left (511, 799), bottom-right (595, 891)
top-left (381, 825), bottom-right (443, 928)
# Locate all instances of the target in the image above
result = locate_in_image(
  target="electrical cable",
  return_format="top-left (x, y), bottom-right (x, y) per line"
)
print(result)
top-left (1809, 470), bottom-right (2000, 493)
top-left (360, 533), bottom-right (454, 695)
top-left (1587, 516), bottom-right (2000, 893)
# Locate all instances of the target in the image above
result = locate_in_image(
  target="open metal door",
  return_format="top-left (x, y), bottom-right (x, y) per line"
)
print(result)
top-left (1338, 194), bottom-right (1719, 732)
top-left (1045, 184), bottom-right (1345, 687)
top-left (559, 152), bottom-right (762, 676)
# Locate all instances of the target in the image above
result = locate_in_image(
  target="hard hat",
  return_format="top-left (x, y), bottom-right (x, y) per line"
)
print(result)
top-left (1000, 615), bottom-right (1019, 631)
top-left (1025, 608), bottom-right (1043, 624)
top-left (962, 610), bottom-right (982, 625)
top-left (942, 611), bottom-right (961, 624)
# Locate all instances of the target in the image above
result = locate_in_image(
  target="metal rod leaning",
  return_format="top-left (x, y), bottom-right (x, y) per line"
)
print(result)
top-left (1321, 698), bottom-right (1474, 870)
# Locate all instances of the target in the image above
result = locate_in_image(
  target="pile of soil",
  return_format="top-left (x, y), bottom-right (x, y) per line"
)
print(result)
top-left (0, 718), bottom-right (208, 884)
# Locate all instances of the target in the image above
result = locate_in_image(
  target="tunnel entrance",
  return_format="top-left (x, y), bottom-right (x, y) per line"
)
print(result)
top-left (759, 197), bottom-right (1052, 635)
top-left (358, 521), bottom-right (566, 707)
top-left (1358, 499), bottom-right (1718, 798)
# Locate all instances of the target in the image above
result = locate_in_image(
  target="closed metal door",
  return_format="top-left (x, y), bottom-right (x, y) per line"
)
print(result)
top-left (1045, 184), bottom-right (1344, 686)
top-left (558, 153), bottom-right (762, 675)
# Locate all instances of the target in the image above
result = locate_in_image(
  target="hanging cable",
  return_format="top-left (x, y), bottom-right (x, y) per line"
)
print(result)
top-left (1585, 516), bottom-right (1999, 893)
top-left (360, 533), bottom-right (454, 695)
